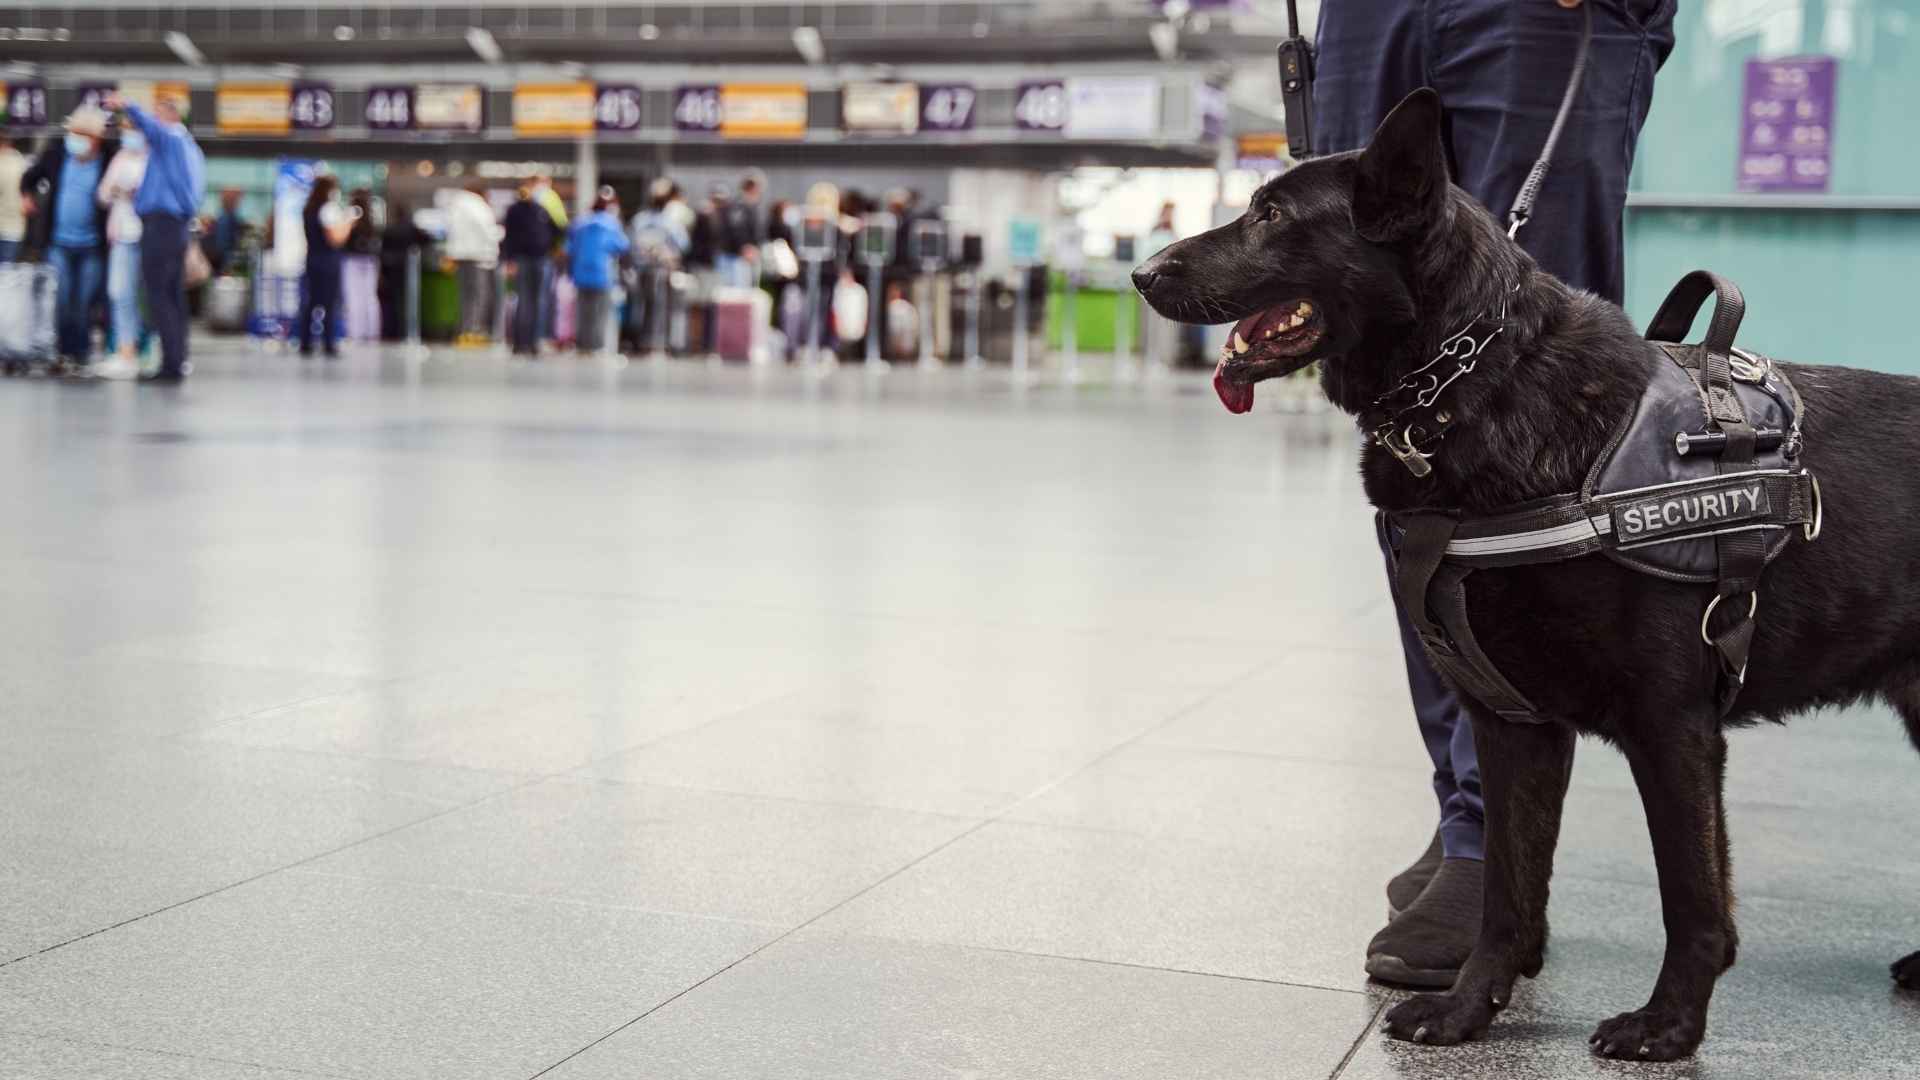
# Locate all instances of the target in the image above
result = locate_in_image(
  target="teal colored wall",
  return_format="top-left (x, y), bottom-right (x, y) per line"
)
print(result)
top-left (1623, 1), bottom-right (1918, 372)
top-left (200, 157), bottom-right (384, 226)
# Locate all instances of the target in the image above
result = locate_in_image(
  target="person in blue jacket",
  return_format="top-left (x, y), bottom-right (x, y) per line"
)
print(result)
top-left (104, 91), bottom-right (205, 384)
top-left (566, 190), bottom-right (629, 355)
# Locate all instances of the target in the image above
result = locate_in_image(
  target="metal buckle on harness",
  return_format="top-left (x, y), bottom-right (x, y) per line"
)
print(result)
top-left (1377, 426), bottom-right (1434, 478)
top-left (1699, 591), bottom-right (1759, 646)
top-left (1804, 474), bottom-right (1823, 541)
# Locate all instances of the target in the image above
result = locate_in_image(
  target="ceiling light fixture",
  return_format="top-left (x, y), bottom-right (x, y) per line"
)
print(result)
top-left (164, 30), bottom-right (206, 66)
top-left (465, 27), bottom-right (503, 64)
top-left (792, 26), bottom-right (825, 66)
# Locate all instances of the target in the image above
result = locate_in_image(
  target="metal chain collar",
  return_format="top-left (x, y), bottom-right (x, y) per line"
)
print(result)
top-left (1367, 289), bottom-right (1515, 478)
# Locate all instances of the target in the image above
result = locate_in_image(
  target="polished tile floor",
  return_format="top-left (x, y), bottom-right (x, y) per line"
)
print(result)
top-left (0, 341), bottom-right (1914, 1078)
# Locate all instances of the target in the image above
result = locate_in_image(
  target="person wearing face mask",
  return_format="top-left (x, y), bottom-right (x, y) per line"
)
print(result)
top-left (21, 107), bottom-right (118, 373)
top-left (105, 91), bottom-right (205, 385)
top-left (94, 122), bottom-right (150, 380)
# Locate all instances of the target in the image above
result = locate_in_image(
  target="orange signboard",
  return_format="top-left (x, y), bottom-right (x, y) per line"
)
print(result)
top-left (720, 84), bottom-right (807, 139)
top-left (514, 83), bottom-right (595, 137)
top-left (217, 83), bottom-right (293, 134)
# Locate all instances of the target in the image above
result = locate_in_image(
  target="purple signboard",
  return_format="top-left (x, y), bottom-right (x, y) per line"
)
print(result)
top-left (919, 84), bottom-right (976, 132)
top-left (1738, 56), bottom-right (1835, 193)
top-left (1013, 80), bottom-right (1067, 132)
top-left (673, 85), bottom-right (723, 133)
top-left (75, 84), bottom-right (117, 114)
top-left (2, 80), bottom-right (47, 128)
top-left (595, 84), bottom-right (644, 132)
top-left (290, 83), bottom-right (335, 131)
top-left (365, 85), bottom-right (415, 130)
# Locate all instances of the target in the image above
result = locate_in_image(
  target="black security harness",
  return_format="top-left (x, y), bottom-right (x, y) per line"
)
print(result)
top-left (1274, 5), bottom-right (1821, 720)
top-left (1386, 272), bottom-right (1821, 722)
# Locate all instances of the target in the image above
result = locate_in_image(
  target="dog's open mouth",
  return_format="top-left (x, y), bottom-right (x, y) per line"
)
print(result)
top-left (1212, 299), bottom-right (1325, 414)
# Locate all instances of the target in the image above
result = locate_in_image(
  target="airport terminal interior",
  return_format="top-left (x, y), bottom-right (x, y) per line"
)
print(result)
top-left (1, 2), bottom-right (1917, 1078)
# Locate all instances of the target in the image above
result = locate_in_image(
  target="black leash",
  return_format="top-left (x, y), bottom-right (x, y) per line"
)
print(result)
top-left (1276, 0), bottom-right (1595, 240)
top-left (1506, 0), bottom-right (1594, 238)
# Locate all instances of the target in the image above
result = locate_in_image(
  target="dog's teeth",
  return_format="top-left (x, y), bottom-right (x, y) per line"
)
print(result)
top-left (1285, 314), bottom-right (1302, 329)
top-left (1296, 302), bottom-right (1313, 316)
top-left (1232, 332), bottom-right (1250, 354)
top-left (1263, 328), bottom-right (1277, 340)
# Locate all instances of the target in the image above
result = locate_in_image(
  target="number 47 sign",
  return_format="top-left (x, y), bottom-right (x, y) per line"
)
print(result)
top-left (920, 84), bottom-right (976, 132)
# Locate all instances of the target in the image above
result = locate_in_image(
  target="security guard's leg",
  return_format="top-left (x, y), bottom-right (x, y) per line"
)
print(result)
top-left (1320, 0), bottom-right (1675, 986)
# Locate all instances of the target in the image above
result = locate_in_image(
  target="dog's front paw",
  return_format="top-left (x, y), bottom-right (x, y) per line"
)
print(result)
top-left (1589, 1008), bottom-right (1703, 1061)
top-left (1892, 950), bottom-right (1920, 990)
top-left (1383, 991), bottom-right (1495, 1046)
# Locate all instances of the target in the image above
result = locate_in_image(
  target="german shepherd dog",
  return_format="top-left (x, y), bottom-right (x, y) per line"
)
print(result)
top-left (1133, 88), bottom-right (1920, 1060)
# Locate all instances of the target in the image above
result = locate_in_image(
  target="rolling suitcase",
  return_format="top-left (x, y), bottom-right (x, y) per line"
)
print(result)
top-left (712, 286), bottom-right (771, 363)
top-left (0, 263), bottom-right (58, 370)
top-left (206, 274), bottom-right (249, 333)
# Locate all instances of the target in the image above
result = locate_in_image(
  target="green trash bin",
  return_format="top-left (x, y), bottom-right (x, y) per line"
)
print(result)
top-left (420, 268), bottom-right (460, 342)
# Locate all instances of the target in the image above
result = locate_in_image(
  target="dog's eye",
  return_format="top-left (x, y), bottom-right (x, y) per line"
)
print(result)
top-left (1264, 206), bottom-right (1284, 224)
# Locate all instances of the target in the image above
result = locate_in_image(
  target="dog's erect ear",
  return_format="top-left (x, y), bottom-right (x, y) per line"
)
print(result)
top-left (1352, 88), bottom-right (1449, 243)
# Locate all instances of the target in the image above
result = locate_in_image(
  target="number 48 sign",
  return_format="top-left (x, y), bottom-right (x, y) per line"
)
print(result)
top-left (1013, 80), bottom-right (1067, 132)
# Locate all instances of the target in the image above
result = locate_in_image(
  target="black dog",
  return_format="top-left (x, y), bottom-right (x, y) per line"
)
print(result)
top-left (1134, 88), bottom-right (1920, 1060)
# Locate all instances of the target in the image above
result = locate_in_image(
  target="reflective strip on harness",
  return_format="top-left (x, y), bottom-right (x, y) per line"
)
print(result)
top-left (1441, 470), bottom-right (1812, 566)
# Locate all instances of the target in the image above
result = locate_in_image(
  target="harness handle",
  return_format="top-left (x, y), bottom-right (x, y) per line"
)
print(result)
top-left (1645, 269), bottom-right (1746, 357)
top-left (1645, 269), bottom-right (1750, 430)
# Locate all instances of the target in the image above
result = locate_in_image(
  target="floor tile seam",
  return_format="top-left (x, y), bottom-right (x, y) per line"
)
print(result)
top-left (518, 661), bottom-right (1298, 1078)
top-left (520, 814), bottom-right (1006, 1079)
top-left (985, 656), bottom-right (1296, 821)
top-left (557, 683), bottom-right (831, 780)
top-left (492, 579), bottom-right (1334, 652)
top-left (1547, 865), bottom-right (1920, 917)
top-left (0, 772), bottom-right (553, 970)
top-left (552, 772), bottom-right (993, 826)
top-left (0, 1026), bottom-right (366, 1079)
top-left (790, 927), bottom-right (1375, 998)
top-left (1328, 999), bottom-right (1392, 1080)
top-left (278, 867), bottom-right (795, 932)
top-left (149, 733), bottom-right (555, 791)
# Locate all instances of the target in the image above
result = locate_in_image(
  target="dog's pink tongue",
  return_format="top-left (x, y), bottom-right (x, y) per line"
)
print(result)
top-left (1213, 358), bottom-right (1254, 414)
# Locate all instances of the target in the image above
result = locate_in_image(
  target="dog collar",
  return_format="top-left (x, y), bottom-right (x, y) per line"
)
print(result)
top-left (1365, 288), bottom-right (1515, 478)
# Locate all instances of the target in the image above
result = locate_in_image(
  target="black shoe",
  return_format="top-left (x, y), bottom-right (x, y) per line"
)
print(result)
top-left (140, 371), bottom-right (186, 385)
top-left (1387, 830), bottom-right (1444, 921)
top-left (1366, 857), bottom-right (1483, 988)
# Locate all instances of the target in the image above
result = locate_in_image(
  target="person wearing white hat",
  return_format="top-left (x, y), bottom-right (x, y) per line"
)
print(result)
top-left (20, 106), bottom-right (118, 372)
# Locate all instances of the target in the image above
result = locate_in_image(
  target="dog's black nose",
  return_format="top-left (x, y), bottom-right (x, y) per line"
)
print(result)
top-left (1131, 268), bottom-right (1161, 295)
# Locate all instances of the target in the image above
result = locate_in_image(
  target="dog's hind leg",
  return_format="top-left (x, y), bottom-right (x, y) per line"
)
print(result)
top-left (1590, 708), bottom-right (1730, 1061)
top-left (1708, 730), bottom-right (1738, 973)
top-left (1382, 713), bottom-right (1575, 1046)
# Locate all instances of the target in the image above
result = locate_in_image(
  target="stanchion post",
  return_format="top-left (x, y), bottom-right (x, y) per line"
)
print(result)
top-left (865, 262), bottom-right (885, 369)
top-left (1012, 269), bottom-right (1029, 384)
top-left (964, 270), bottom-right (983, 369)
top-left (1061, 272), bottom-right (1079, 384)
top-left (404, 246), bottom-right (425, 359)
